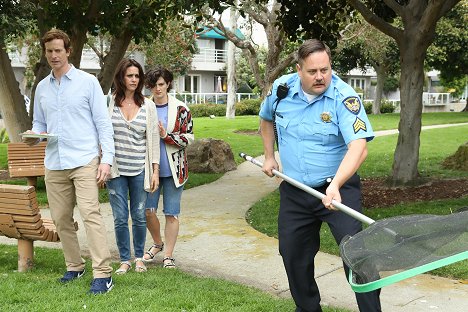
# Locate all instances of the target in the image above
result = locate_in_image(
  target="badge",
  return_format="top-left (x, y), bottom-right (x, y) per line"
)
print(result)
top-left (320, 112), bottom-right (332, 123)
top-left (343, 96), bottom-right (361, 114)
top-left (353, 117), bottom-right (367, 133)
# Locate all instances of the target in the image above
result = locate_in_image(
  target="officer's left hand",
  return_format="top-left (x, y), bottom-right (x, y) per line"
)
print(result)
top-left (323, 182), bottom-right (341, 211)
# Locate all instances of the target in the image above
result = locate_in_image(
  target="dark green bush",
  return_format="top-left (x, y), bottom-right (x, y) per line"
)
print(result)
top-left (380, 100), bottom-right (396, 113)
top-left (383, 76), bottom-right (399, 93)
top-left (189, 103), bottom-right (226, 117)
top-left (189, 98), bottom-right (262, 117)
top-left (364, 102), bottom-right (372, 114)
top-left (235, 98), bottom-right (262, 115)
top-left (363, 100), bottom-right (395, 114)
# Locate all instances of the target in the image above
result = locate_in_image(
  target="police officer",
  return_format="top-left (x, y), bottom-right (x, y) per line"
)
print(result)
top-left (259, 39), bottom-right (381, 312)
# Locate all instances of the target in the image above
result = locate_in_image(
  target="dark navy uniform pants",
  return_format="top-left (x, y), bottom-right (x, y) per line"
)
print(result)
top-left (278, 174), bottom-right (381, 312)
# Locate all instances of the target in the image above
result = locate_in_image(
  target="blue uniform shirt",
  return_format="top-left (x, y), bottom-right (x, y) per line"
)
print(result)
top-left (259, 73), bottom-right (374, 187)
top-left (32, 65), bottom-right (115, 170)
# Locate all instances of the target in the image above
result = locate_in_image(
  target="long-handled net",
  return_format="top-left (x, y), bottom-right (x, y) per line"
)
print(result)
top-left (240, 153), bottom-right (468, 292)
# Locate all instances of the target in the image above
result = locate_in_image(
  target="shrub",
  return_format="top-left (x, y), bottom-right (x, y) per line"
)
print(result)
top-left (362, 100), bottom-right (395, 114)
top-left (235, 98), bottom-right (262, 115)
top-left (380, 100), bottom-right (396, 113)
top-left (383, 76), bottom-right (399, 93)
top-left (364, 102), bottom-right (372, 114)
top-left (189, 98), bottom-right (262, 117)
top-left (189, 103), bottom-right (226, 117)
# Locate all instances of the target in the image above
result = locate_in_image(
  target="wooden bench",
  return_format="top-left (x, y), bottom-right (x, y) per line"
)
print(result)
top-left (0, 184), bottom-right (63, 271)
top-left (3, 144), bottom-right (79, 271)
top-left (7, 142), bottom-right (47, 187)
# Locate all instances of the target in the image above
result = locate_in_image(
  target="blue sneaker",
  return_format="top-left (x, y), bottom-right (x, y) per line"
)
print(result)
top-left (89, 277), bottom-right (114, 294)
top-left (59, 269), bottom-right (85, 283)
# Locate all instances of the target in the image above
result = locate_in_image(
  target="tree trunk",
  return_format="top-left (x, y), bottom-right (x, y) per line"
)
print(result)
top-left (0, 41), bottom-right (31, 142)
top-left (68, 28), bottom-right (88, 68)
top-left (372, 66), bottom-right (386, 115)
top-left (391, 41), bottom-right (425, 185)
top-left (97, 31), bottom-right (133, 94)
top-left (226, 6), bottom-right (237, 119)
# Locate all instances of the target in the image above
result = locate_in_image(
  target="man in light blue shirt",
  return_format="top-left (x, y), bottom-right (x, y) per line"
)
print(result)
top-left (259, 39), bottom-right (380, 312)
top-left (23, 29), bottom-right (115, 295)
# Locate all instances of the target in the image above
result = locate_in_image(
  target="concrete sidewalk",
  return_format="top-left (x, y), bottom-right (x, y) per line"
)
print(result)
top-left (2, 124), bottom-right (467, 311)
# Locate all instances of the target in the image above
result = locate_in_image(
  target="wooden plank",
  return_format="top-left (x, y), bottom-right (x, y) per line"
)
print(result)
top-left (8, 160), bottom-right (45, 165)
top-left (14, 220), bottom-right (43, 230)
top-left (18, 226), bottom-right (45, 235)
top-left (7, 142), bottom-right (47, 149)
top-left (0, 199), bottom-right (38, 210)
top-left (8, 150), bottom-right (45, 154)
top-left (11, 214), bottom-right (41, 223)
top-left (0, 192), bottom-right (36, 200)
top-left (0, 206), bottom-right (39, 216)
top-left (0, 197), bottom-right (38, 206)
top-left (8, 169), bottom-right (45, 178)
top-left (0, 184), bottom-right (35, 193)
top-left (23, 230), bottom-right (49, 241)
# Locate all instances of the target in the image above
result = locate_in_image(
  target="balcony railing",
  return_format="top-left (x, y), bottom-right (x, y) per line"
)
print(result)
top-left (423, 92), bottom-right (450, 106)
top-left (172, 92), bottom-right (258, 104)
top-left (192, 48), bottom-right (227, 63)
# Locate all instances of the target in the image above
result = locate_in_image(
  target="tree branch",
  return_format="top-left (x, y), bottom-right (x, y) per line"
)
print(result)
top-left (348, 0), bottom-right (402, 42)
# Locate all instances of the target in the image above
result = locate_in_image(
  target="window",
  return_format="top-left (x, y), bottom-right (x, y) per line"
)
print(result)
top-left (184, 75), bottom-right (200, 93)
top-left (350, 78), bottom-right (366, 90)
top-left (214, 76), bottom-right (227, 92)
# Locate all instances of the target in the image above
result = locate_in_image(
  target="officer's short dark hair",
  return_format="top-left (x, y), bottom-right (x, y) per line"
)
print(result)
top-left (145, 66), bottom-right (174, 92)
top-left (297, 39), bottom-right (332, 65)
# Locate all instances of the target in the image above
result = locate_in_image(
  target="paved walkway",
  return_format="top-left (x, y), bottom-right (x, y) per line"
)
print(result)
top-left (2, 123), bottom-right (467, 311)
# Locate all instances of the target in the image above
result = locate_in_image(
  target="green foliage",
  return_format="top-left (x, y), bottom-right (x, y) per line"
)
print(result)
top-left (364, 100), bottom-right (396, 114)
top-left (270, 0), bottom-right (355, 44)
top-left (440, 75), bottom-right (468, 99)
top-left (234, 98), bottom-right (262, 115)
top-left (426, 1), bottom-right (468, 82)
top-left (0, 0), bottom-right (36, 40)
top-left (136, 18), bottom-right (198, 76)
top-left (364, 102), bottom-right (372, 114)
top-left (236, 48), bottom-right (267, 91)
top-left (189, 103), bottom-right (226, 117)
top-left (380, 100), bottom-right (396, 113)
top-left (0, 128), bottom-right (10, 143)
top-left (383, 76), bottom-right (399, 93)
top-left (189, 98), bottom-right (262, 118)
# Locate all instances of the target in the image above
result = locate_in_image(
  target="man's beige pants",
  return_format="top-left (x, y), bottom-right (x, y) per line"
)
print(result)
top-left (45, 157), bottom-right (112, 278)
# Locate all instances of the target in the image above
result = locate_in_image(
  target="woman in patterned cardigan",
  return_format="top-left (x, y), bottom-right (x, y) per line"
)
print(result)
top-left (142, 66), bottom-right (194, 268)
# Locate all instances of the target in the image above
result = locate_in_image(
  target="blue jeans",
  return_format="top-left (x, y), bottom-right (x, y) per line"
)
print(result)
top-left (145, 176), bottom-right (184, 216)
top-left (107, 171), bottom-right (147, 261)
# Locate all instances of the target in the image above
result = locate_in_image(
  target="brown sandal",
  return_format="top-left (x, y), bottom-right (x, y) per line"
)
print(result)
top-left (142, 243), bottom-right (164, 262)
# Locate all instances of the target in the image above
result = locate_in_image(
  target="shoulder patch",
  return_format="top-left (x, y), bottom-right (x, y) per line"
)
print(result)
top-left (343, 96), bottom-right (361, 115)
top-left (353, 117), bottom-right (367, 133)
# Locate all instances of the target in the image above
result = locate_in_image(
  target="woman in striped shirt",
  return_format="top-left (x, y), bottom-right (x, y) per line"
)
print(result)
top-left (106, 58), bottom-right (160, 274)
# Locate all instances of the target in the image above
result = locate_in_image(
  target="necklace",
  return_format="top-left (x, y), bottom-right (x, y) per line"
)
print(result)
top-left (123, 98), bottom-right (134, 106)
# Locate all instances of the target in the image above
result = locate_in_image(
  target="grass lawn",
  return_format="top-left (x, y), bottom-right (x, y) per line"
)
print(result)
top-left (0, 245), bottom-right (300, 312)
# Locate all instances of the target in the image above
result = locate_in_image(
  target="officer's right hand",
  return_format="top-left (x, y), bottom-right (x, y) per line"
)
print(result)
top-left (262, 157), bottom-right (279, 177)
top-left (21, 130), bottom-right (40, 146)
